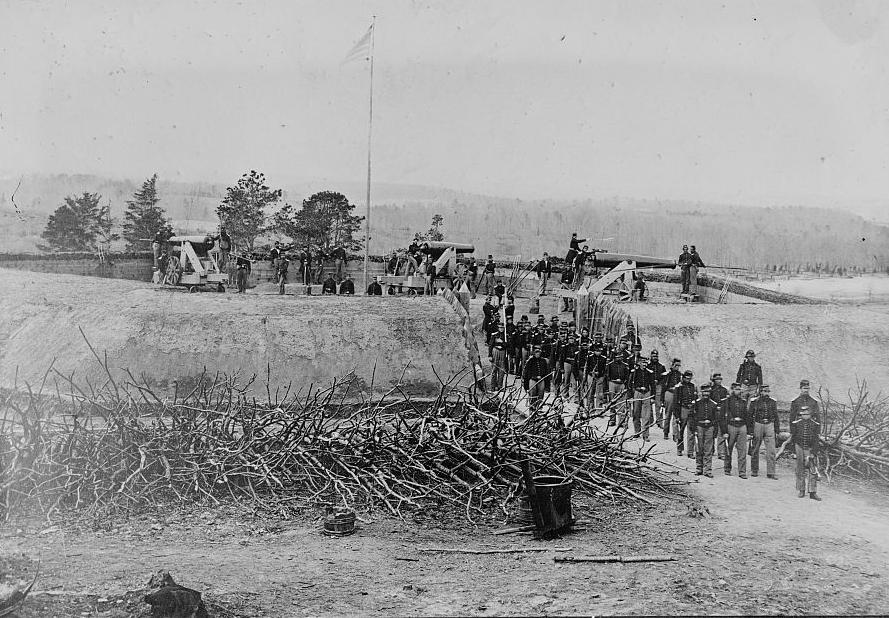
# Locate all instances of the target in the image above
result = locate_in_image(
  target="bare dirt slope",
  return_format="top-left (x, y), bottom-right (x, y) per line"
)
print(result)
top-left (3, 423), bottom-right (889, 617)
top-left (0, 268), bottom-right (470, 399)
top-left (621, 302), bottom-right (889, 404)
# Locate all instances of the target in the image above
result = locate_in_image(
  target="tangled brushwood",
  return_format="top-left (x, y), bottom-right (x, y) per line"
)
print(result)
top-left (0, 367), bottom-right (684, 523)
top-left (818, 381), bottom-right (889, 482)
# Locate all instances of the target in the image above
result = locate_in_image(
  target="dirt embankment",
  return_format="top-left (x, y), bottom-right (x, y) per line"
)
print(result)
top-left (0, 269), bottom-right (470, 399)
top-left (622, 302), bottom-right (889, 403)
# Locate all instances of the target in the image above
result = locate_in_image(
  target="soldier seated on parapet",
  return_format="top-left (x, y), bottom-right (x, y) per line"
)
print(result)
top-left (322, 274), bottom-right (337, 295)
top-left (339, 274), bottom-right (355, 295)
top-left (366, 276), bottom-right (383, 296)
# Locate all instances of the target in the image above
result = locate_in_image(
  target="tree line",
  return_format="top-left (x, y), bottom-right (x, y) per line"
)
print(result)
top-left (38, 171), bottom-right (369, 256)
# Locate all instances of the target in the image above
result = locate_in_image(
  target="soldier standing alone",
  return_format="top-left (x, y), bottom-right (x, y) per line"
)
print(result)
top-left (789, 405), bottom-right (822, 500)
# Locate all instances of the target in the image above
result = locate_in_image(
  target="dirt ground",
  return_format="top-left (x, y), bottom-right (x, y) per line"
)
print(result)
top-left (3, 422), bottom-right (889, 617)
top-left (3, 279), bottom-right (889, 616)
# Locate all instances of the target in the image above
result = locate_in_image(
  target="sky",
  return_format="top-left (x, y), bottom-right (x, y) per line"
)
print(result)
top-left (1, 0), bottom-right (888, 211)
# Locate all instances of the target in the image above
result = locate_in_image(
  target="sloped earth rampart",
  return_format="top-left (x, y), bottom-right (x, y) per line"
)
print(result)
top-left (620, 302), bottom-right (889, 404)
top-left (0, 268), bottom-right (469, 399)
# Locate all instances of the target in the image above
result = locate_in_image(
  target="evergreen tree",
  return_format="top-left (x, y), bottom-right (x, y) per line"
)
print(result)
top-left (217, 170), bottom-right (282, 251)
top-left (122, 174), bottom-right (174, 249)
top-left (271, 191), bottom-right (363, 252)
top-left (39, 192), bottom-right (108, 252)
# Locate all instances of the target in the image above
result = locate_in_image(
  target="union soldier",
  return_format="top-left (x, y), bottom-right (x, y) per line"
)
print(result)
top-left (607, 340), bottom-right (631, 427)
top-left (559, 332), bottom-right (579, 398)
top-left (678, 244), bottom-right (692, 294)
top-left (235, 255), bottom-right (251, 293)
top-left (534, 252), bottom-right (553, 296)
top-left (560, 268), bottom-right (574, 312)
top-left (688, 245), bottom-right (705, 297)
top-left (663, 358), bottom-right (683, 441)
top-left (709, 373), bottom-right (729, 459)
top-left (675, 370), bottom-right (698, 457)
top-left (723, 382), bottom-right (750, 478)
top-left (466, 257), bottom-right (479, 299)
top-left (583, 344), bottom-right (607, 410)
top-left (790, 379), bottom-right (820, 424)
top-left (504, 316), bottom-right (519, 375)
top-left (493, 279), bottom-right (506, 305)
top-left (551, 330), bottom-right (568, 391)
top-left (366, 276), bottom-right (383, 296)
top-left (322, 274), bottom-right (337, 295)
top-left (629, 356), bottom-right (656, 440)
top-left (648, 350), bottom-right (666, 428)
top-left (482, 296), bottom-right (496, 344)
top-left (736, 349), bottom-right (763, 403)
top-left (789, 405), bottom-right (822, 500)
top-left (339, 274), bottom-right (355, 295)
top-left (693, 384), bottom-right (719, 477)
top-left (565, 232), bottom-right (586, 266)
top-left (523, 345), bottom-right (551, 412)
top-left (479, 255), bottom-right (496, 296)
top-left (748, 384), bottom-right (780, 479)
top-left (488, 324), bottom-right (509, 390)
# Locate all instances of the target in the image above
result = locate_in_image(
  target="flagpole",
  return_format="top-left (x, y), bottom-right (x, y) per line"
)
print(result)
top-left (363, 17), bottom-right (376, 294)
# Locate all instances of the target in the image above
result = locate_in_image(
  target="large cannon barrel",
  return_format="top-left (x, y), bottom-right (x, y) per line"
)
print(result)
top-left (592, 252), bottom-right (676, 269)
top-left (421, 241), bottom-right (475, 255)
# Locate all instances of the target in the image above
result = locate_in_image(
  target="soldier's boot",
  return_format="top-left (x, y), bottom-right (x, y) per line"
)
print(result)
top-left (798, 490), bottom-right (806, 498)
top-left (809, 492), bottom-right (822, 501)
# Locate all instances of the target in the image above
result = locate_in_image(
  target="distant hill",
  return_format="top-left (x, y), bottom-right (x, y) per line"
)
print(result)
top-left (0, 173), bottom-right (887, 270)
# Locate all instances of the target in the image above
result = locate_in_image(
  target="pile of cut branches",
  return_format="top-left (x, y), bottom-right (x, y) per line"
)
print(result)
top-left (818, 381), bottom-right (889, 482)
top-left (0, 366), bottom-right (682, 523)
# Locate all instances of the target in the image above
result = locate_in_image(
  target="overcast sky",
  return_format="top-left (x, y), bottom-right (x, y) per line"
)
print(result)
top-left (1, 0), bottom-right (888, 209)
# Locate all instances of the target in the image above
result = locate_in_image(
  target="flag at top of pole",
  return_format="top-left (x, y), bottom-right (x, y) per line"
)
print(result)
top-left (342, 18), bottom-right (376, 293)
top-left (343, 23), bottom-right (374, 65)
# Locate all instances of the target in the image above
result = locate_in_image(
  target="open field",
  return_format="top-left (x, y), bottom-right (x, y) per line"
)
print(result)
top-left (0, 268), bottom-right (470, 399)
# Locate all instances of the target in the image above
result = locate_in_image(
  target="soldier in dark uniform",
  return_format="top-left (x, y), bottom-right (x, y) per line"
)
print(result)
top-left (534, 252), bottom-right (553, 296)
top-left (607, 340), bottom-right (631, 427)
top-left (748, 384), bottom-right (780, 479)
top-left (479, 255), bottom-right (496, 296)
top-left (559, 268), bottom-right (574, 312)
top-left (523, 345), bottom-right (551, 413)
top-left (519, 321), bottom-right (534, 376)
top-left (790, 379), bottom-right (820, 424)
top-left (709, 373), bottom-right (729, 459)
top-left (322, 273), bottom-right (337, 295)
top-left (583, 344), bottom-right (607, 410)
top-left (675, 370), bottom-right (698, 457)
top-left (678, 244), bottom-right (692, 294)
top-left (482, 297), bottom-right (495, 344)
top-left (565, 232), bottom-right (586, 266)
top-left (366, 277), bottom-right (383, 295)
top-left (648, 350), bottom-right (666, 429)
top-left (467, 257), bottom-right (479, 298)
top-left (504, 316), bottom-right (518, 375)
top-left (789, 405), bottom-right (821, 500)
top-left (662, 358), bottom-right (683, 442)
top-left (235, 255), bottom-right (251, 293)
top-left (551, 330), bottom-right (568, 393)
top-left (339, 275), bottom-right (355, 295)
top-left (736, 350), bottom-right (763, 403)
top-left (493, 280), bottom-right (506, 306)
top-left (629, 356), bottom-right (656, 440)
top-left (723, 382), bottom-right (750, 478)
top-left (559, 332), bottom-right (579, 399)
top-left (488, 324), bottom-right (509, 390)
top-left (688, 245), bottom-right (705, 298)
top-left (693, 384), bottom-right (719, 477)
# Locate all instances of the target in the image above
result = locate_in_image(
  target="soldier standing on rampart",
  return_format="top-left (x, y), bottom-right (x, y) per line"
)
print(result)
top-left (736, 350), bottom-right (763, 403)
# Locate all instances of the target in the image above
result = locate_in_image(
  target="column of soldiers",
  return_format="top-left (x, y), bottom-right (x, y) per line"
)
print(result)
top-left (485, 313), bottom-right (822, 501)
